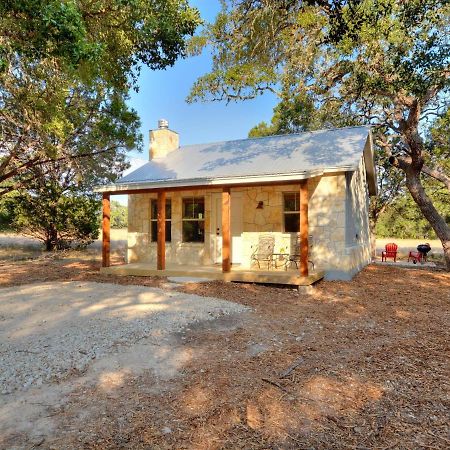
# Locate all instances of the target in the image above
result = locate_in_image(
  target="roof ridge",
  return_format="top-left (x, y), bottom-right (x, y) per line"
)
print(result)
top-left (179, 125), bottom-right (371, 149)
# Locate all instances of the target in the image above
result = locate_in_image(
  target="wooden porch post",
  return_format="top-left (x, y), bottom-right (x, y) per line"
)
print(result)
top-left (157, 191), bottom-right (166, 270)
top-left (300, 180), bottom-right (309, 277)
top-left (102, 193), bottom-right (110, 267)
top-left (222, 187), bottom-right (231, 273)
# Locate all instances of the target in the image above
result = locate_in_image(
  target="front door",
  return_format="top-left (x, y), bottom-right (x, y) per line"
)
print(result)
top-left (211, 192), bottom-right (243, 265)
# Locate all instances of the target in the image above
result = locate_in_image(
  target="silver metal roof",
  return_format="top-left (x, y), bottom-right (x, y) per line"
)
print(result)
top-left (98, 126), bottom-right (375, 192)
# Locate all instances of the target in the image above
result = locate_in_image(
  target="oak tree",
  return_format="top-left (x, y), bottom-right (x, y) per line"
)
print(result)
top-left (0, 0), bottom-right (200, 193)
top-left (189, 0), bottom-right (450, 269)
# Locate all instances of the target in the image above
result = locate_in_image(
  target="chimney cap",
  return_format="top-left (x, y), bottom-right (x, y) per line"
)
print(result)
top-left (158, 118), bottom-right (169, 129)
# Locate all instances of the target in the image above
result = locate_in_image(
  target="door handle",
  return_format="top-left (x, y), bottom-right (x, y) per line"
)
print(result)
top-left (216, 227), bottom-right (220, 236)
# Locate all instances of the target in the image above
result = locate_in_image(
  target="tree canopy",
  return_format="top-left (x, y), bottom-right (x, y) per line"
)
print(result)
top-left (110, 201), bottom-right (128, 229)
top-left (7, 179), bottom-right (101, 251)
top-left (0, 64), bottom-right (140, 194)
top-left (189, 0), bottom-right (450, 269)
top-left (0, 0), bottom-right (201, 193)
top-left (0, 0), bottom-right (200, 88)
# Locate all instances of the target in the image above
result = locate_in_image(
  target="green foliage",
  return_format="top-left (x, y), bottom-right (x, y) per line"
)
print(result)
top-left (427, 108), bottom-right (450, 174)
top-left (377, 182), bottom-right (450, 239)
top-left (0, 58), bottom-right (141, 193)
top-left (0, 0), bottom-right (201, 251)
top-left (0, 191), bottom-right (16, 230)
top-left (110, 200), bottom-right (128, 229)
top-left (0, 0), bottom-right (201, 88)
top-left (249, 92), bottom-right (360, 138)
top-left (191, 1), bottom-right (450, 267)
top-left (375, 108), bottom-right (450, 238)
top-left (0, 0), bottom-right (200, 194)
top-left (6, 181), bottom-right (100, 250)
top-left (190, 1), bottom-right (449, 125)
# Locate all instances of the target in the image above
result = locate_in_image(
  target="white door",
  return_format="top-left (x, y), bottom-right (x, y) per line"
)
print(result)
top-left (212, 194), bottom-right (222, 264)
top-left (230, 193), bottom-right (243, 264)
top-left (211, 192), bottom-right (243, 265)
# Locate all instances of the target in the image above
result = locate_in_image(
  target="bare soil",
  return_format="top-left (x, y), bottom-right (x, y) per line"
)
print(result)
top-left (0, 256), bottom-right (449, 449)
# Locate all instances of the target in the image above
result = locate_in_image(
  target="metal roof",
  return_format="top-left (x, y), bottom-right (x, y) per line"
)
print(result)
top-left (97, 126), bottom-right (375, 193)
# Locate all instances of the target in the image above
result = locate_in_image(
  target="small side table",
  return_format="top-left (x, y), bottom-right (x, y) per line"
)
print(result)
top-left (272, 253), bottom-right (290, 269)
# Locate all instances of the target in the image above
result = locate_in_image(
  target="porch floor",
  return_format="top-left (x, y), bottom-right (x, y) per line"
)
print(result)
top-left (100, 263), bottom-right (324, 286)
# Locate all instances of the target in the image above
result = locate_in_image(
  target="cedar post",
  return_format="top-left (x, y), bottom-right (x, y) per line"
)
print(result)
top-left (222, 188), bottom-right (231, 273)
top-left (102, 193), bottom-right (111, 267)
top-left (157, 191), bottom-right (166, 270)
top-left (300, 180), bottom-right (309, 277)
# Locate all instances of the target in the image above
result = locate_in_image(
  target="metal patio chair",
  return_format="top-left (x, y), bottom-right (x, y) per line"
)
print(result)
top-left (284, 238), bottom-right (315, 271)
top-left (251, 235), bottom-right (275, 270)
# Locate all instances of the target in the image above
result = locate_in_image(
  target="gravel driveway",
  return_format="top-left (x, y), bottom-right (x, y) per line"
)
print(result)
top-left (0, 281), bottom-right (249, 394)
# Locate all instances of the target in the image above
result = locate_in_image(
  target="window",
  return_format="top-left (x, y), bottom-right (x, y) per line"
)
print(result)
top-left (283, 192), bottom-right (300, 232)
top-left (150, 199), bottom-right (171, 242)
top-left (182, 197), bottom-right (205, 242)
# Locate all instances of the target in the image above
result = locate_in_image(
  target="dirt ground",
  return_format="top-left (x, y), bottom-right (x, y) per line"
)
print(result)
top-left (0, 256), bottom-right (449, 449)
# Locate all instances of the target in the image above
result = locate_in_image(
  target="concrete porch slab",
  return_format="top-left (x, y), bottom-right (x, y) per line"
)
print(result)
top-left (100, 263), bottom-right (324, 286)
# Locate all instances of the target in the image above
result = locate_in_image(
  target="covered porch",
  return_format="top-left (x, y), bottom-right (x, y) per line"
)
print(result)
top-left (100, 180), bottom-right (323, 287)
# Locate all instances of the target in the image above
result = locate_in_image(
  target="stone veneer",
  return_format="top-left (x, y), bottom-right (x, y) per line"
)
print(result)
top-left (127, 156), bottom-right (372, 279)
top-left (127, 189), bottom-right (214, 266)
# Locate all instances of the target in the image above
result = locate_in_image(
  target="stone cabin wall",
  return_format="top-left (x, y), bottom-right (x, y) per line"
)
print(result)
top-left (126, 162), bottom-right (372, 279)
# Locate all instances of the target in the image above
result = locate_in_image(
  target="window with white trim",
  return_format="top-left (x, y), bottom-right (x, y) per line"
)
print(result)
top-left (283, 192), bottom-right (300, 232)
top-left (182, 197), bottom-right (205, 242)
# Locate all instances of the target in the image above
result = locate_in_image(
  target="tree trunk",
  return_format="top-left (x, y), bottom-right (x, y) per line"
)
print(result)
top-left (369, 218), bottom-right (377, 259)
top-left (45, 225), bottom-right (58, 251)
top-left (395, 112), bottom-right (450, 270)
top-left (405, 172), bottom-right (450, 270)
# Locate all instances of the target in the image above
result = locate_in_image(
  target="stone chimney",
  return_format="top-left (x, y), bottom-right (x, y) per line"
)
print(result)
top-left (149, 119), bottom-right (179, 159)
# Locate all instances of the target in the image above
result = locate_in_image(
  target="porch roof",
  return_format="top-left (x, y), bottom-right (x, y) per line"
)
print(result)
top-left (96, 126), bottom-right (376, 194)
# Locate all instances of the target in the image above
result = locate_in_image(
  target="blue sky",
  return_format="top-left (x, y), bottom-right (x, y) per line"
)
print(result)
top-left (126, 0), bottom-right (277, 162)
top-left (114, 0), bottom-right (277, 205)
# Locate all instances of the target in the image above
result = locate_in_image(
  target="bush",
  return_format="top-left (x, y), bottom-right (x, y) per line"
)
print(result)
top-left (376, 186), bottom-right (450, 239)
top-left (0, 193), bottom-right (16, 231)
top-left (8, 186), bottom-right (100, 251)
top-left (110, 200), bottom-right (128, 228)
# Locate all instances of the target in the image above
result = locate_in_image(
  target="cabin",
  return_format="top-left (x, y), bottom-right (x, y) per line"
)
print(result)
top-left (96, 120), bottom-right (377, 285)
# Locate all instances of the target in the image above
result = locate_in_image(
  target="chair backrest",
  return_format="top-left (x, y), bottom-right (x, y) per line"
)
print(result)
top-left (256, 235), bottom-right (275, 258)
top-left (290, 237), bottom-right (301, 256)
top-left (385, 243), bottom-right (398, 253)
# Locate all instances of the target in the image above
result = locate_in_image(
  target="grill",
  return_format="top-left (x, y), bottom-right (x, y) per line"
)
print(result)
top-left (408, 243), bottom-right (431, 264)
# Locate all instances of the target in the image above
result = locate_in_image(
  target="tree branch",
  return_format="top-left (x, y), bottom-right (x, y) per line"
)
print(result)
top-left (421, 164), bottom-right (450, 191)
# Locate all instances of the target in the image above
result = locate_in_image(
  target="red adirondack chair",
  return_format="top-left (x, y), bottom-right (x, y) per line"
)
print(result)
top-left (382, 243), bottom-right (398, 262)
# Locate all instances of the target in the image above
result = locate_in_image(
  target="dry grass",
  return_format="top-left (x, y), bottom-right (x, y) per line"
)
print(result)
top-left (0, 229), bottom-right (128, 262)
top-left (0, 256), bottom-right (449, 449)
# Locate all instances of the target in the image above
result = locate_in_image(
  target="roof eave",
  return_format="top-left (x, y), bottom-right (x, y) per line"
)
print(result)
top-left (94, 166), bottom-right (356, 193)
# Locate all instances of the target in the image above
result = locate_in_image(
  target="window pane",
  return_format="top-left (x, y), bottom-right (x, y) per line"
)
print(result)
top-left (284, 214), bottom-right (299, 232)
top-left (182, 220), bottom-right (205, 242)
top-left (182, 199), bottom-right (190, 218)
top-left (151, 199), bottom-right (171, 219)
top-left (151, 221), bottom-right (157, 242)
top-left (151, 220), bottom-right (171, 242)
top-left (151, 200), bottom-right (157, 218)
top-left (183, 198), bottom-right (204, 219)
top-left (284, 193), bottom-right (299, 212)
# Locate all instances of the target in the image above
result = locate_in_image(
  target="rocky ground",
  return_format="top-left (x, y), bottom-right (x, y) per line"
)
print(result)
top-left (0, 281), bottom-right (248, 394)
top-left (0, 256), bottom-right (449, 449)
